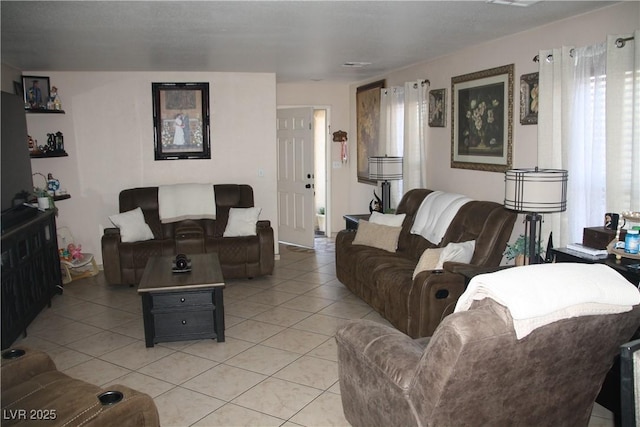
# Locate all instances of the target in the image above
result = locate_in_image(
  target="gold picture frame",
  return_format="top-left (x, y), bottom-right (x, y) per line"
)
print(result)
top-left (451, 64), bottom-right (514, 172)
top-left (356, 79), bottom-right (385, 184)
top-left (520, 72), bottom-right (539, 125)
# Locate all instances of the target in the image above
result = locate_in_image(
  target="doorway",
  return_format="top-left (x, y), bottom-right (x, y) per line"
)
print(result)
top-left (276, 106), bottom-right (329, 248)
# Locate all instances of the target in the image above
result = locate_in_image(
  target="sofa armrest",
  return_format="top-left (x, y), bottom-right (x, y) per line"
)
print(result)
top-left (336, 320), bottom-right (424, 390)
top-left (101, 227), bottom-right (123, 285)
top-left (1, 347), bottom-right (57, 390)
top-left (256, 220), bottom-right (275, 275)
top-left (407, 270), bottom-right (468, 337)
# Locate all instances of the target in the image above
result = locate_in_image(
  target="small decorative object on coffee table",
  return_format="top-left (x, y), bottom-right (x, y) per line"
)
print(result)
top-left (138, 253), bottom-right (225, 347)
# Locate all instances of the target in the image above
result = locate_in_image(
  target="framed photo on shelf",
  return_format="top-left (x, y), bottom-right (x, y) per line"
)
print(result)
top-left (356, 79), bottom-right (385, 184)
top-left (152, 82), bottom-right (210, 160)
top-left (519, 72), bottom-right (539, 125)
top-left (451, 64), bottom-right (514, 172)
top-left (22, 75), bottom-right (50, 110)
top-left (428, 88), bottom-right (446, 127)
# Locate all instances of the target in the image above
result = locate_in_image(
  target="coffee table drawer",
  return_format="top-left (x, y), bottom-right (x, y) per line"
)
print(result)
top-left (154, 310), bottom-right (215, 338)
top-left (152, 291), bottom-right (212, 308)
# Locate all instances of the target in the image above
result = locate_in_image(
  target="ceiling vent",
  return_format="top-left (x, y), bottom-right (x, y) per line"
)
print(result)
top-left (342, 62), bottom-right (372, 68)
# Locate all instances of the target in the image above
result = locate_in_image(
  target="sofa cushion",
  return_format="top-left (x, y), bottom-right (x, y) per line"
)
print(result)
top-left (435, 240), bottom-right (475, 269)
top-left (353, 220), bottom-right (402, 252)
top-left (109, 207), bottom-right (155, 243)
top-left (370, 212), bottom-right (407, 227)
top-left (412, 247), bottom-right (445, 279)
top-left (223, 207), bottom-right (262, 237)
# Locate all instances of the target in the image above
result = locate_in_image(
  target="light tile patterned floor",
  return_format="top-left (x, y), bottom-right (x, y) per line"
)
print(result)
top-left (13, 238), bottom-right (615, 426)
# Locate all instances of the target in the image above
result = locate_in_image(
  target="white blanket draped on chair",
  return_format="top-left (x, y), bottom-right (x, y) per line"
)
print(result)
top-left (158, 183), bottom-right (216, 223)
top-left (410, 191), bottom-right (472, 245)
top-left (455, 263), bottom-right (640, 339)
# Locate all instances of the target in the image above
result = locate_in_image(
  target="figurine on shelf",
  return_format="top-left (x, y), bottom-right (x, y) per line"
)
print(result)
top-left (47, 173), bottom-right (60, 195)
top-left (50, 86), bottom-right (62, 110)
top-left (55, 131), bottom-right (64, 151)
top-left (27, 135), bottom-right (36, 152)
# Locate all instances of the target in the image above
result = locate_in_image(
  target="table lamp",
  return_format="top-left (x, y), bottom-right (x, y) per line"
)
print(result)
top-left (504, 167), bottom-right (568, 264)
top-left (369, 156), bottom-right (403, 213)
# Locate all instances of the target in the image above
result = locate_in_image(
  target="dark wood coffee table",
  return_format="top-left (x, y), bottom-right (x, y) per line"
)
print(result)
top-left (138, 253), bottom-right (225, 347)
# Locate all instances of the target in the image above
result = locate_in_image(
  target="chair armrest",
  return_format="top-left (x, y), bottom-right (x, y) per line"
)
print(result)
top-left (257, 219), bottom-right (271, 229)
top-left (336, 320), bottom-right (424, 390)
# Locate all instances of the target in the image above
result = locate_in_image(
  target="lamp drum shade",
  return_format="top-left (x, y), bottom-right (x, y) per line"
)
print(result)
top-left (368, 156), bottom-right (403, 181)
top-left (504, 168), bottom-right (568, 213)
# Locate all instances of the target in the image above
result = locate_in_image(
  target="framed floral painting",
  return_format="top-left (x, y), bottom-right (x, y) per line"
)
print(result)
top-left (451, 64), bottom-right (514, 172)
top-left (152, 82), bottom-right (210, 160)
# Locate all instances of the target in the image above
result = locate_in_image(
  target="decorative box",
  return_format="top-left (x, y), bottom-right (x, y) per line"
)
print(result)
top-left (583, 226), bottom-right (626, 250)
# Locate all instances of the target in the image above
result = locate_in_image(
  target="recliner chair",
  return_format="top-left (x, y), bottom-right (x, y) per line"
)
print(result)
top-left (337, 287), bottom-right (640, 426)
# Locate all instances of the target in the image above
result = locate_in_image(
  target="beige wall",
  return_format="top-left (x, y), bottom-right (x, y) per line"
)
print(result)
top-left (24, 72), bottom-right (277, 264)
top-left (4, 2), bottom-right (637, 260)
top-left (276, 82), bottom-right (351, 234)
top-left (347, 2), bottom-right (639, 218)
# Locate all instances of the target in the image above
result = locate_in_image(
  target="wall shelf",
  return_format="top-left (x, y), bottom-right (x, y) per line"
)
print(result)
top-left (30, 151), bottom-right (68, 158)
top-left (25, 109), bottom-right (65, 114)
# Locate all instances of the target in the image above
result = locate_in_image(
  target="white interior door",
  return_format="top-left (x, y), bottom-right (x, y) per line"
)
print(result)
top-left (277, 107), bottom-right (315, 248)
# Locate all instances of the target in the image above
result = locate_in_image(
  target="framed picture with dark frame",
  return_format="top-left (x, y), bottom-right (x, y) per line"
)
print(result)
top-left (356, 79), bottom-right (385, 184)
top-left (520, 72), bottom-right (539, 125)
top-left (22, 75), bottom-right (50, 110)
top-left (152, 82), bottom-right (210, 160)
top-left (451, 64), bottom-right (514, 172)
top-left (428, 88), bottom-right (446, 127)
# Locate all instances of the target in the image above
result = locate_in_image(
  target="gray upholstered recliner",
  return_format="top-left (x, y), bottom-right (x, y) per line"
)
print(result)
top-left (337, 290), bottom-right (640, 426)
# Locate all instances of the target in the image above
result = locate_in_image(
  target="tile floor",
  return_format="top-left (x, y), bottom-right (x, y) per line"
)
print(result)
top-left (14, 238), bottom-right (615, 426)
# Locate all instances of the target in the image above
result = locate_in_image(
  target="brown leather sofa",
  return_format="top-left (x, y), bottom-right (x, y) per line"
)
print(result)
top-left (336, 299), bottom-right (640, 427)
top-left (102, 184), bottom-right (274, 285)
top-left (1, 346), bottom-right (159, 426)
top-left (335, 188), bottom-right (516, 337)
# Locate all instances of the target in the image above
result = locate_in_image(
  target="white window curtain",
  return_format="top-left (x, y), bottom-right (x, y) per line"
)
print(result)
top-left (379, 86), bottom-right (405, 209)
top-left (538, 30), bottom-right (640, 247)
top-left (379, 80), bottom-right (429, 209)
top-left (404, 80), bottom-right (429, 191)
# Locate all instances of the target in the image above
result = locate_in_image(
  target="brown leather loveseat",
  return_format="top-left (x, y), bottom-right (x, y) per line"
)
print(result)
top-left (335, 188), bottom-right (516, 338)
top-left (102, 184), bottom-right (274, 285)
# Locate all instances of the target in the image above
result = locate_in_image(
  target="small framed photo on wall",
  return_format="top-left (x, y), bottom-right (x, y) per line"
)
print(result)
top-left (428, 88), bottom-right (446, 127)
top-left (22, 75), bottom-right (50, 110)
top-left (519, 72), bottom-right (539, 125)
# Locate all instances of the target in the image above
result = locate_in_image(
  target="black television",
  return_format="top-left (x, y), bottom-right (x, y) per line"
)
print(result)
top-left (1, 91), bottom-right (34, 213)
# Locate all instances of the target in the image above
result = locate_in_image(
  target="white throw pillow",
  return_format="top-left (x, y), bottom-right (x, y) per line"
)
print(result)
top-left (352, 220), bottom-right (402, 252)
top-left (412, 247), bottom-right (445, 279)
top-left (435, 240), bottom-right (476, 270)
top-left (369, 212), bottom-right (406, 227)
top-left (109, 207), bottom-right (155, 243)
top-left (223, 207), bottom-right (262, 237)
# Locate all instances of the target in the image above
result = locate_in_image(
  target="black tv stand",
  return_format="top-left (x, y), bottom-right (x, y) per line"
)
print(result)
top-left (1, 209), bottom-right (62, 349)
top-left (1, 204), bottom-right (38, 234)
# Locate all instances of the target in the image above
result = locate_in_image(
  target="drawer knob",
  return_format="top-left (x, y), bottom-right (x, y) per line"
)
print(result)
top-left (181, 320), bottom-right (187, 325)
top-left (180, 297), bottom-right (186, 302)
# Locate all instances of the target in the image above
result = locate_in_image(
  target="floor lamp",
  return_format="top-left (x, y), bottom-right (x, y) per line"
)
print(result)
top-left (504, 167), bottom-right (568, 265)
top-left (368, 156), bottom-right (403, 213)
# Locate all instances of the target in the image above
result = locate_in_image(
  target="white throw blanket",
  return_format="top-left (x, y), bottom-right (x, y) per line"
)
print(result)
top-left (158, 184), bottom-right (216, 223)
top-left (410, 191), bottom-right (472, 244)
top-left (455, 263), bottom-right (640, 339)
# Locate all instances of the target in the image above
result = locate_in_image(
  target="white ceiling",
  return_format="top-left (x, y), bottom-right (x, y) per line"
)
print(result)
top-left (1, 1), bottom-right (616, 83)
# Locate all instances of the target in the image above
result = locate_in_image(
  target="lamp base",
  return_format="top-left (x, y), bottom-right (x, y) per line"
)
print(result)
top-left (524, 213), bottom-right (542, 265)
top-left (381, 181), bottom-right (391, 213)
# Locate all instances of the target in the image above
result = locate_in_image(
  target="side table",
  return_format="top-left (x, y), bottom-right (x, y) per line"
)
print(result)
top-left (551, 247), bottom-right (640, 286)
top-left (343, 214), bottom-right (370, 231)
